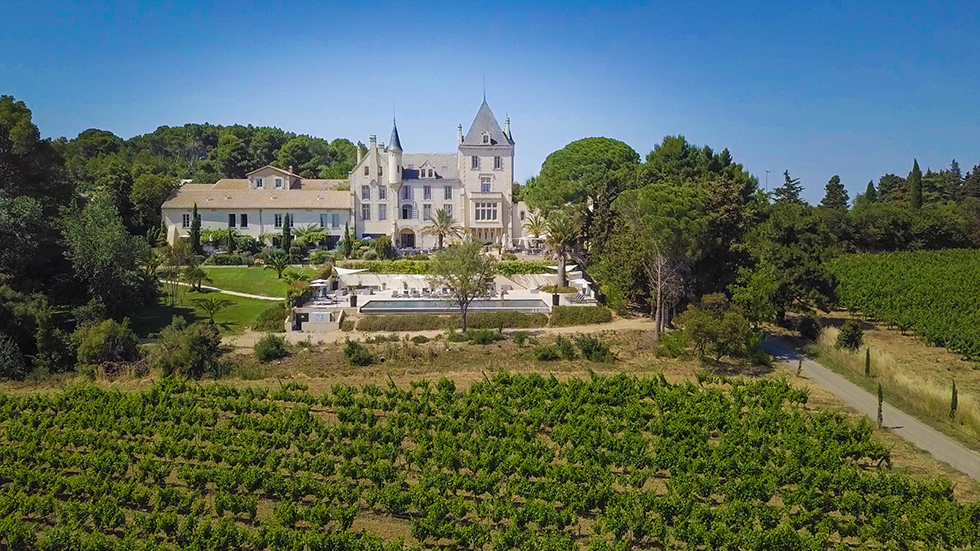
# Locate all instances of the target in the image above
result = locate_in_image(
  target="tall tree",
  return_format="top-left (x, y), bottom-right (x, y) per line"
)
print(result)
top-left (964, 165), bottom-right (980, 199)
top-left (421, 208), bottom-right (462, 251)
top-left (189, 203), bottom-right (202, 255)
top-left (523, 137), bottom-right (640, 253)
top-left (820, 175), bottom-right (849, 211)
top-left (61, 191), bottom-right (157, 318)
top-left (941, 159), bottom-right (964, 203)
top-left (281, 213), bottom-right (293, 253)
top-left (613, 183), bottom-right (707, 337)
top-left (130, 173), bottom-right (178, 233)
top-left (877, 174), bottom-right (907, 202)
top-left (545, 211), bottom-right (581, 288)
top-left (427, 240), bottom-right (497, 332)
top-left (908, 159), bottom-right (923, 209)
top-left (864, 181), bottom-right (878, 203)
top-left (773, 170), bottom-right (804, 204)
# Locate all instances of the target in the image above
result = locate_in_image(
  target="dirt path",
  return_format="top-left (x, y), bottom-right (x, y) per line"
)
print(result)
top-left (762, 336), bottom-right (980, 481)
top-left (226, 317), bottom-right (658, 348)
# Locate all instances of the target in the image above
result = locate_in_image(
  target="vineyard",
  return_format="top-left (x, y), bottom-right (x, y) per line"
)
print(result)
top-left (829, 249), bottom-right (980, 359)
top-left (2, 374), bottom-right (979, 550)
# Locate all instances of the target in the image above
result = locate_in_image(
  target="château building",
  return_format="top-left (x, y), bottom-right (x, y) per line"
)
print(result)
top-left (162, 100), bottom-right (530, 250)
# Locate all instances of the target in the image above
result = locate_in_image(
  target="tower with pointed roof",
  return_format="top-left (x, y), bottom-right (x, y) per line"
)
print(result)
top-left (347, 100), bottom-right (528, 249)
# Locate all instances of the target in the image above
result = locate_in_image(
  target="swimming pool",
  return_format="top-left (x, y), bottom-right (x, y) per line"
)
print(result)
top-left (359, 298), bottom-right (550, 315)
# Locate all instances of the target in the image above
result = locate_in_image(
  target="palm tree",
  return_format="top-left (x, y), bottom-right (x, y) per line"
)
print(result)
top-left (524, 211), bottom-right (548, 239)
top-left (294, 224), bottom-right (327, 248)
top-left (264, 251), bottom-right (290, 279)
top-left (545, 212), bottom-right (580, 288)
top-left (422, 208), bottom-right (463, 251)
top-left (192, 296), bottom-right (234, 324)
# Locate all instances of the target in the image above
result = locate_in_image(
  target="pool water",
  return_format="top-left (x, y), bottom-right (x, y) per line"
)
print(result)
top-left (360, 299), bottom-right (549, 314)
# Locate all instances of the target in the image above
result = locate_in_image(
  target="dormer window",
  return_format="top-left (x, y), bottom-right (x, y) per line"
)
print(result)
top-left (275, 178), bottom-right (283, 189)
top-left (256, 178), bottom-right (264, 189)
top-left (482, 131), bottom-right (491, 144)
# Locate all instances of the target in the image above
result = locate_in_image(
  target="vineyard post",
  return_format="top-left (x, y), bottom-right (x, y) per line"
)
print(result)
top-left (950, 380), bottom-right (957, 419)
top-left (877, 384), bottom-right (884, 429)
top-left (796, 357), bottom-right (803, 377)
top-left (865, 348), bottom-right (871, 377)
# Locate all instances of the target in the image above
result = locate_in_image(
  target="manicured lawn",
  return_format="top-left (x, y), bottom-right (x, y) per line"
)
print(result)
top-left (203, 266), bottom-right (316, 298)
top-left (132, 289), bottom-right (277, 337)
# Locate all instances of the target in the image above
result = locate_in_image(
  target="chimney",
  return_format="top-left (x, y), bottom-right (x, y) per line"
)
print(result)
top-left (369, 134), bottom-right (377, 151)
top-left (356, 147), bottom-right (362, 164)
top-left (504, 117), bottom-right (511, 140)
top-left (288, 165), bottom-right (294, 174)
top-left (457, 124), bottom-right (463, 144)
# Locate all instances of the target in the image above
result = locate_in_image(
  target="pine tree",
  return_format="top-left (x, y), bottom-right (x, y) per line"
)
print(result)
top-left (864, 181), bottom-right (878, 203)
top-left (942, 159), bottom-right (963, 203)
top-left (963, 164), bottom-right (980, 199)
top-left (865, 347), bottom-right (871, 377)
top-left (773, 170), bottom-right (804, 204)
top-left (281, 213), bottom-right (292, 253)
top-left (950, 380), bottom-right (958, 419)
top-left (908, 159), bottom-right (923, 209)
top-left (189, 203), bottom-right (202, 255)
top-left (820, 175), bottom-right (849, 211)
top-left (877, 384), bottom-right (884, 429)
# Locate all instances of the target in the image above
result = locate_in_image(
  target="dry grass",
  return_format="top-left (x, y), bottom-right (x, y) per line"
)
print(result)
top-left (812, 316), bottom-right (980, 449)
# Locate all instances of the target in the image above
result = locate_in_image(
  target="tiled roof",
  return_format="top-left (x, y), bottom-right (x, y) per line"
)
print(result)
top-left (462, 101), bottom-right (514, 146)
top-left (246, 165), bottom-right (300, 178)
top-left (295, 179), bottom-right (346, 190)
top-left (212, 179), bottom-right (249, 190)
top-left (162, 189), bottom-right (350, 210)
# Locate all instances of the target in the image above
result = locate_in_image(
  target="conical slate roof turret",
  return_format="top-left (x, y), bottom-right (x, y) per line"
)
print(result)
top-left (462, 100), bottom-right (514, 146)
top-left (389, 118), bottom-right (402, 152)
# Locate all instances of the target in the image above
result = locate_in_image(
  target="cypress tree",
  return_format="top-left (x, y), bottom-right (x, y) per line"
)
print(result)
top-left (864, 181), bottom-right (878, 203)
top-left (865, 347), bottom-right (871, 377)
top-left (820, 175), bottom-right (849, 211)
top-left (909, 159), bottom-right (923, 209)
top-left (877, 384), bottom-right (884, 429)
top-left (282, 213), bottom-right (292, 253)
top-left (950, 380), bottom-right (958, 419)
top-left (189, 203), bottom-right (202, 255)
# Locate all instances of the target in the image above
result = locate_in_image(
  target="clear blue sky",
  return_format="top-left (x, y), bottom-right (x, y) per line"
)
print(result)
top-left (3, 0), bottom-right (978, 203)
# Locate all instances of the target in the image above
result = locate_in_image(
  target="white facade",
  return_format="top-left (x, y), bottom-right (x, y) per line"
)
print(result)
top-left (349, 101), bottom-right (528, 249)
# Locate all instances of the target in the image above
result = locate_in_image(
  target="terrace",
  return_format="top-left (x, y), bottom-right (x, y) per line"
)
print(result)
top-left (290, 266), bottom-right (597, 331)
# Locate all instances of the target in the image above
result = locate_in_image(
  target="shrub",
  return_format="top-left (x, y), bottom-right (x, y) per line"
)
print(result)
top-left (204, 253), bottom-right (244, 266)
top-left (410, 335), bottom-right (430, 344)
top-left (235, 235), bottom-right (261, 255)
top-left (340, 319), bottom-right (355, 332)
top-left (343, 339), bottom-right (372, 366)
top-left (534, 346), bottom-right (560, 361)
top-left (555, 335), bottom-right (577, 359)
top-left (798, 312), bottom-right (822, 341)
top-left (656, 331), bottom-right (690, 359)
top-left (542, 285), bottom-right (577, 294)
top-left (149, 317), bottom-right (222, 378)
top-left (365, 333), bottom-right (400, 344)
top-left (549, 306), bottom-right (612, 327)
top-left (74, 318), bottom-right (140, 365)
top-left (253, 303), bottom-right (288, 332)
top-left (357, 314), bottom-right (448, 332)
top-left (468, 329), bottom-right (504, 345)
top-left (310, 250), bottom-right (329, 265)
top-left (254, 334), bottom-right (288, 362)
top-left (497, 261), bottom-right (552, 275)
top-left (835, 319), bottom-right (864, 351)
top-left (575, 335), bottom-right (615, 363)
top-left (512, 331), bottom-right (529, 348)
top-left (361, 249), bottom-right (378, 260)
top-left (444, 329), bottom-right (469, 343)
top-left (466, 311), bottom-right (548, 329)
top-left (0, 334), bottom-right (28, 380)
